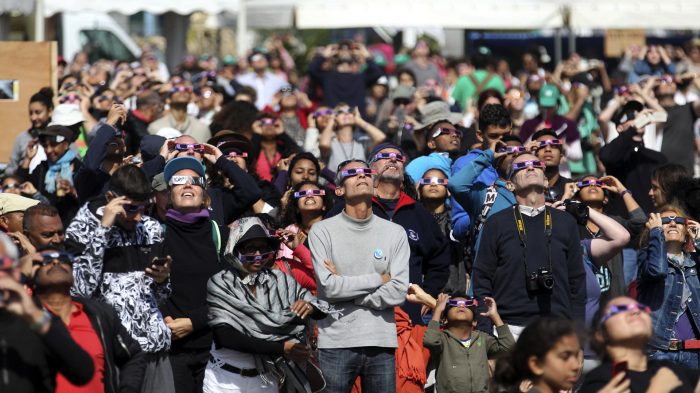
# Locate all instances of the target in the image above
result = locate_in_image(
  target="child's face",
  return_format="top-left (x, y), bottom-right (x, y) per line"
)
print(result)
top-left (533, 334), bottom-right (582, 391)
top-left (445, 297), bottom-right (475, 323)
top-left (418, 169), bottom-right (449, 202)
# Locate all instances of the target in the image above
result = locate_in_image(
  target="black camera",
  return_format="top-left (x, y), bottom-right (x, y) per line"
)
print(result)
top-left (526, 267), bottom-right (555, 292)
top-left (564, 199), bottom-right (589, 225)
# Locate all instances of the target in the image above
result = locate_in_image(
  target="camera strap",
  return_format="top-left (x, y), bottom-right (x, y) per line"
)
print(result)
top-left (513, 206), bottom-right (553, 276)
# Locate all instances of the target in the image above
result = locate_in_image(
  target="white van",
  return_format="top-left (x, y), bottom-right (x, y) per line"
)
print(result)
top-left (46, 11), bottom-right (142, 63)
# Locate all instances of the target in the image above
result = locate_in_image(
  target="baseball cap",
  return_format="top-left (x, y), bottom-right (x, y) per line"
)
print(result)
top-left (38, 125), bottom-right (73, 143)
top-left (538, 85), bottom-right (560, 108)
top-left (0, 193), bottom-right (39, 216)
top-left (151, 173), bottom-right (167, 192)
top-left (163, 157), bottom-right (206, 185)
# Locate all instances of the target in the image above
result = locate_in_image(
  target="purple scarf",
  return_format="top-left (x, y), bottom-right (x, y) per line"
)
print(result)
top-left (165, 208), bottom-right (210, 224)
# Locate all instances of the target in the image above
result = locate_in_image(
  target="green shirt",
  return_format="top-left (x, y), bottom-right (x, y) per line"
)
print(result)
top-left (451, 70), bottom-right (506, 112)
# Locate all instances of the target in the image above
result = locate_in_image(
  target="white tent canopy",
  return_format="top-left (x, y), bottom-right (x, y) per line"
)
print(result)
top-left (43, 0), bottom-right (238, 16)
top-left (569, 0), bottom-right (700, 29)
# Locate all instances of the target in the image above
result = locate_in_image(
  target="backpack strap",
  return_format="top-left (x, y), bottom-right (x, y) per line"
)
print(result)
top-left (468, 72), bottom-right (495, 98)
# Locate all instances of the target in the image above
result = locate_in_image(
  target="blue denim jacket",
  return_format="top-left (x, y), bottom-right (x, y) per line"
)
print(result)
top-left (637, 228), bottom-right (700, 350)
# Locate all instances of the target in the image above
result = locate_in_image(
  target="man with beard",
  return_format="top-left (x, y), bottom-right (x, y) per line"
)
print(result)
top-left (33, 247), bottom-right (147, 393)
top-left (148, 85), bottom-right (210, 143)
top-left (651, 74), bottom-right (700, 172)
top-left (237, 50), bottom-right (287, 110)
top-left (327, 142), bottom-right (449, 324)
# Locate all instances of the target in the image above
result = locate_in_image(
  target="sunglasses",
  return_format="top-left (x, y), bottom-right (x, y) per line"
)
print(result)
top-left (169, 175), bottom-right (206, 187)
top-left (431, 127), bottom-right (463, 139)
top-left (259, 118), bottom-right (276, 126)
top-left (35, 251), bottom-right (73, 267)
top-left (226, 151), bottom-right (248, 158)
top-left (661, 216), bottom-right (687, 225)
top-left (334, 108), bottom-right (353, 116)
top-left (577, 179), bottom-right (604, 188)
top-left (600, 303), bottom-right (651, 325)
top-left (659, 75), bottom-right (675, 84)
top-left (199, 90), bottom-right (213, 99)
top-left (446, 298), bottom-right (479, 308)
top-left (2, 183), bottom-right (20, 192)
top-left (61, 82), bottom-right (77, 91)
top-left (313, 109), bottom-right (334, 118)
top-left (280, 86), bottom-right (295, 94)
top-left (339, 167), bottom-right (375, 182)
top-left (96, 95), bottom-right (118, 103)
top-left (238, 251), bottom-right (275, 263)
top-left (419, 177), bottom-right (448, 185)
top-left (512, 160), bottom-right (545, 171)
top-left (372, 152), bottom-right (406, 163)
top-left (59, 93), bottom-right (81, 104)
top-left (614, 86), bottom-right (631, 96)
top-left (169, 86), bottom-right (193, 94)
top-left (293, 189), bottom-right (325, 198)
top-left (497, 146), bottom-right (527, 155)
top-left (174, 143), bottom-right (205, 152)
top-left (536, 139), bottom-right (563, 149)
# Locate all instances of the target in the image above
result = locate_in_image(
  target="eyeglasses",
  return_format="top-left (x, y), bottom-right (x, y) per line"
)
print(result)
top-left (259, 118), bottom-right (276, 126)
top-left (96, 95), bottom-right (118, 103)
top-left (293, 189), bottom-right (325, 198)
top-left (419, 177), bottom-right (448, 185)
top-left (600, 303), bottom-right (651, 325)
top-left (169, 175), bottom-right (206, 187)
top-left (446, 298), bottom-right (478, 308)
top-left (108, 190), bottom-right (149, 213)
top-left (59, 93), bottom-right (81, 104)
top-left (338, 167), bottom-right (375, 183)
top-left (614, 86), bottom-right (631, 96)
top-left (313, 109), bottom-right (333, 118)
top-left (336, 159), bottom-right (369, 173)
top-left (34, 251), bottom-right (73, 267)
top-left (577, 179), bottom-right (604, 188)
top-left (371, 152), bottom-right (406, 163)
top-left (659, 75), bottom-right (675, 85)
top-left (511, 160), bottom-right (545, 171)
top-left (200, 90), bottom-right (213, 99)
top-left (280, 86), bottom-right (295, 94)
top-left (226, 151), bottom-right (248, 158)
top-left (169, 86), bottom-right (193, 94)
top-left (536, 139), bottom-right (563, 149)
top-left (661, 216), bottom-right (687, 225)
top-left (238, 251), bottom-right (275, 263)
top-left (431, 127), bottom-right (462, 139)
top-left (173, 143), bottom-right (205, 152)
top-left (334, 108), bottom-right (353, 116)
top-left (497, 146), bottom-right (527, 155)
top-left (2, 183), bottom-right (20, 192)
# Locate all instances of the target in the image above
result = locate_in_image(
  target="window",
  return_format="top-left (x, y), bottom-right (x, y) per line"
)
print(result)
top-left (79, 30), bottom-right (135, 63)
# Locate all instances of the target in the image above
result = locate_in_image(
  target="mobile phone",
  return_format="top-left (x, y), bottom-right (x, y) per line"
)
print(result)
top-left (634, 112), bottom-right (651, 129)
top-left (152, 257), bottom-right (168, 267)
top-left (612, 360), bottom-right (628, 377)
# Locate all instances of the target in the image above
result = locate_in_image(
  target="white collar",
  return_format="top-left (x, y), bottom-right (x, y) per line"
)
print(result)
top-left (518, 205), bottom-right (546, 217)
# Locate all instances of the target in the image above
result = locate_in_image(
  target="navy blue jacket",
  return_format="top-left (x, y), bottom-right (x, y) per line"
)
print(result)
top-left (327, 192), bottom-right (450, 324)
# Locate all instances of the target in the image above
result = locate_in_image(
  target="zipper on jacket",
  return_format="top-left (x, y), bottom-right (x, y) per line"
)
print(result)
top-left (95, 316), bottom-right (118, 393)
top-left (1, 338), bottom-right (7, 385)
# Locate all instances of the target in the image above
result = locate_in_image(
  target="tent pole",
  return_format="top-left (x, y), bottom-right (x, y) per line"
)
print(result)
top-left (237, 0), bottom-right (247, 59)
top-left (34, 0), bottom-right (45, 42)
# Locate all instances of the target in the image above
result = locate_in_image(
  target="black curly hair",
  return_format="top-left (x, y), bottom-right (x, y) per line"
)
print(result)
top-left (280, 181), bottom-right (334, 228)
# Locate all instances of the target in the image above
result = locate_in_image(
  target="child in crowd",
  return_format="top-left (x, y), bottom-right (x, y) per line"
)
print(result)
top-left (423, 292), bottom-right (515, 393)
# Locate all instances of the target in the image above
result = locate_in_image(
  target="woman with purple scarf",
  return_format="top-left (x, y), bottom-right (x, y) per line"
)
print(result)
top-left (158, 154), bottom-right (234, 393)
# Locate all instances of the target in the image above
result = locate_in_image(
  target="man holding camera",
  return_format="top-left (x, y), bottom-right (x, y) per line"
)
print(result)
top-left (472, 153), bottom-right (586, 338)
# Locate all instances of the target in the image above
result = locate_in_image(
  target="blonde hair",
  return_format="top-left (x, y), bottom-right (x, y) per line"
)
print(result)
top-left (640, 204), bottom-right (694, 252)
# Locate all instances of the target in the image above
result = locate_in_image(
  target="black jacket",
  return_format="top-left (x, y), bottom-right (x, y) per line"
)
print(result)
top-left (0, 310), bottom-right (94, 393)
top-left (73, 297), bottom-right (146, 393)
top-left (16, 155), bottom-right (82, 226)
top-left (599, 130), bottom-right (666, 217)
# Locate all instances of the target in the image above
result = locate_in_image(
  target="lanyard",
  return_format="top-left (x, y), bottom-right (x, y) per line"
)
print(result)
top-left (513, 206), bottom-right (553, 276)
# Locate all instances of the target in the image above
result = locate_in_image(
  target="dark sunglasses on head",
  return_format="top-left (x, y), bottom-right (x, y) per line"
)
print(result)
top-left (446, 298), bottom-right (478, 308)
top-left (536, 139), bottom-right (563, 149)
top-left (35, 251), bottom-right (73, 267)
top-left (371, 152), bottom-right (406, 163)
top-left (238, 251), bottom-right (275, 263)
top-left (169, 175), bottom-right (206, 187)
top-left (497, 146), bottom-right (526, 155)
top-left (294, 189), bottom-right (325, 199)
top-left (661, 216), bottom-right (687, 225)
top-left (419, 177), bottom-right (448, 185)
top-left (600, 303), bottom-right (650, 325)
top-left (512, 160), bottom-right (545, 171)
top-left (313, 109), bottom-right (334, 118)
top-left (174, 143), bottom-right (205, 152)
top-left (431, 127), bottom-right (462, 139)
top-left (577, 179), bottom-right (604, 188)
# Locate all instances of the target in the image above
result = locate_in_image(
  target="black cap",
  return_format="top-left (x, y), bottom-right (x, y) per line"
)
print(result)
top-left (38, 125), bottom-right (73, 143)
top-left (208, 131), bottom-right (252, 155)
top-left (235, 225), bottom-right (280, 251)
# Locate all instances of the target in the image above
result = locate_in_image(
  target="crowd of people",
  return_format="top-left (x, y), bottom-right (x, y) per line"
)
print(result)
top-left (3, 34), bottom-right (700, 393)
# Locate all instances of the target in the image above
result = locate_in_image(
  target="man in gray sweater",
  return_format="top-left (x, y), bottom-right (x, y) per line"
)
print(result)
top-left (309, 159), bottom-right (410, 393)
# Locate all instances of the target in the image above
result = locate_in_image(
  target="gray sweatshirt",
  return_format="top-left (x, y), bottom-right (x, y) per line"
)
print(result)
top-left (309, 211), bottom-right (410, 349)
